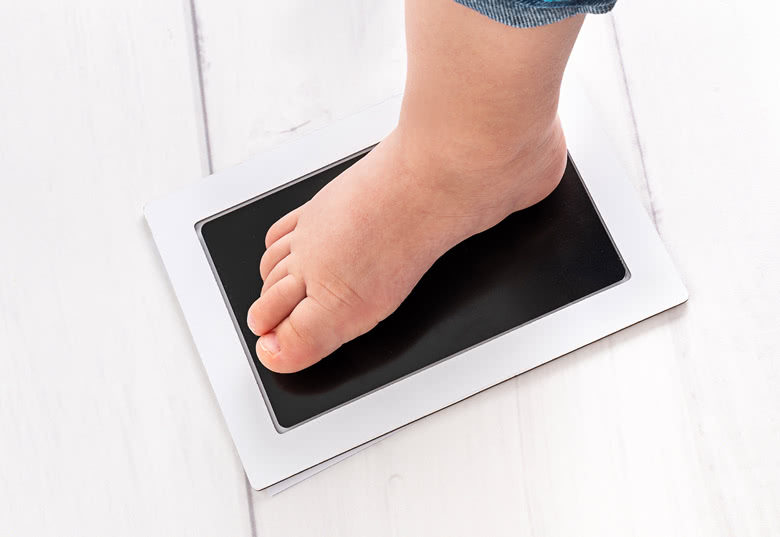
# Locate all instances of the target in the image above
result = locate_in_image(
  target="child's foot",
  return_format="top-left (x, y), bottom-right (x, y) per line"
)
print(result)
top-left (247, 119), bottom-right (567, 373)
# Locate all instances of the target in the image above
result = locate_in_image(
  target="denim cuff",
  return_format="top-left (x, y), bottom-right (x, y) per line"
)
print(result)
top-left (454, 0), bottom-right (617, 28)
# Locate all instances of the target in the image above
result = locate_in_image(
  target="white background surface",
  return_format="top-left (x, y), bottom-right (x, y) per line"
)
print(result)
top-left (1, 0), bottom-right (778, 535)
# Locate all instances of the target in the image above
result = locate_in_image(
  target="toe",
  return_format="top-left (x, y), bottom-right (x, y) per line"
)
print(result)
top-left (261, 256), bottom-right (290, 296)
top-left (259, 234), bottom-right (290, 281)
top-left (265, 207), bottom-right (302, 248)
top-left (256, 297), bottom-right (345, 373)
top-left (247, 273), bottom-right (306, 336)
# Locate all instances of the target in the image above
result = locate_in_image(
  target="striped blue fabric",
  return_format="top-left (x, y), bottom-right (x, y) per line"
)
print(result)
top-left (455, 0), bottom-right (617, 28)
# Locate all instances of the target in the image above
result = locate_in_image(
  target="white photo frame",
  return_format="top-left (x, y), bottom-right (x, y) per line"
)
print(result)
top-left (144, 79), bottom-right (688, 490)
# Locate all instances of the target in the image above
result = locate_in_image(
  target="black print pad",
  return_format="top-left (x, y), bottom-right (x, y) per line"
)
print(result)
top-left (200, 151), bottom-right (627, 429)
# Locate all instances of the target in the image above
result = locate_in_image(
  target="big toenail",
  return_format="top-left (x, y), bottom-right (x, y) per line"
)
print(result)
top-left (259, 332), bottom-right (280, 355)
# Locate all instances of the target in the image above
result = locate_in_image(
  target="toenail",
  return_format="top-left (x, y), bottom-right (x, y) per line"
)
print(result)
top-left (259, 332), bottom-right (280, 355)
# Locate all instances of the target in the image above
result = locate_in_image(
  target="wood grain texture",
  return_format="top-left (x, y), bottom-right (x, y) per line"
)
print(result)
top-left (2, 0), bottom-right (778, 535)
top-left (190, 0), bottom-right (407, 171)
top-left (0, 2), bottom-right (250, 535)
top-left (609, 1), bottom-right (780, 534)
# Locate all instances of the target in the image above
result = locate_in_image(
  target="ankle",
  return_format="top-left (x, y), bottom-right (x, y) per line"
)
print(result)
top-left (398, 103), bottom-right (561, 168)
top-left (392, 113), bottom-right (567, 212)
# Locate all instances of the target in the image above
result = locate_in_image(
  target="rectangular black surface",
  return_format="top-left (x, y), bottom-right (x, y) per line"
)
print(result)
top-left (200, 150), bottom-right (627, 430)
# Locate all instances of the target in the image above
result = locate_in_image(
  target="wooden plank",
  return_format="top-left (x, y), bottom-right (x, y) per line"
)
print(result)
top-left (191, 0), bottom-right (407, 170)
top-left (0, 2), bottom-right (251, 535)
top-left (606, 0), bottom-right (780, 534)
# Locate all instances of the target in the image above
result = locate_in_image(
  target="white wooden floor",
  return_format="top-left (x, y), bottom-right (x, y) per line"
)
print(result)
top-left (1, 0), bottom-right (779, 535)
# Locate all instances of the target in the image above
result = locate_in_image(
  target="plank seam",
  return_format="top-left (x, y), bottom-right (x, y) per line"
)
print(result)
top-left (244, 477), bottom-right (258, 537)
top-left (609, 14), bottom-right (658, 229)
top-left (188, 0), bottom-right (214, 175)
top-left (187, 1), bottom-right (253, 533)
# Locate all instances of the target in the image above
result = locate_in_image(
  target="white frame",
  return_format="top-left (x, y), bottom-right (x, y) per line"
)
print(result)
top-left (144, 80), bottom-right (688, 490)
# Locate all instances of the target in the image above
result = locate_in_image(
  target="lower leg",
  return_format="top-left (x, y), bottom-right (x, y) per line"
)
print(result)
top-left (400, 0), bottom-right (583, 170)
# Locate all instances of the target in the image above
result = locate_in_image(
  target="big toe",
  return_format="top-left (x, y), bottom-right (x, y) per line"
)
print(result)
top-left (255, 297), bottom-right (345, 373)
top-left (247, 274), bottom-right (306, 337)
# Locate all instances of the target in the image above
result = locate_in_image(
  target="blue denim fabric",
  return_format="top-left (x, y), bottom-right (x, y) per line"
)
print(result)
top-left (455, 0), bottom-right (616, 28)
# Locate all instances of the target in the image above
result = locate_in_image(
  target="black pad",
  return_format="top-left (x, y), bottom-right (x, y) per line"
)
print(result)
top-left (200, 151), bottom-right (627, 429)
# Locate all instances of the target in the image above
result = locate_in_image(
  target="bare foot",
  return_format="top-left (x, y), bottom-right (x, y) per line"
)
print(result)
top-left (247, 119), bottom-right (567, 373)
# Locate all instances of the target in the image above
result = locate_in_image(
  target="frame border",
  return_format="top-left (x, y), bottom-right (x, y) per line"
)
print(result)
top-left (144, 78), bottom-right (688, 490)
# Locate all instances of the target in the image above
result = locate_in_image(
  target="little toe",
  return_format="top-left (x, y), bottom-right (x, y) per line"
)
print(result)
top-left (259, 234), bottom-right (291, 281)
top-left (265, 206), bottom-right (302, 248)
top-left (247, 273), bottom-right (306, 336)
top-left (256, 297), bottom-right (347, 373)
